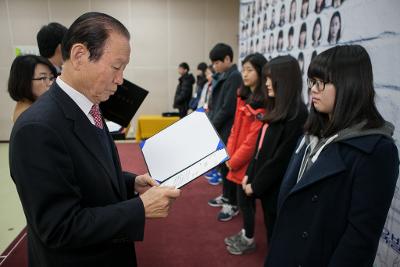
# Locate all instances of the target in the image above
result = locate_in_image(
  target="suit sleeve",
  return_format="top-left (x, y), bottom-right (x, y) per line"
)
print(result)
top-left (251, 120), bottom-right (302, 197)
top-left (211, 74), bottom-right (242, 130)
top-left (9, 123), bottom-right (145, 249)
top-left (327, 139), bottom-right (399, 266)
top-left (122, 171), bottom-right (137, 199)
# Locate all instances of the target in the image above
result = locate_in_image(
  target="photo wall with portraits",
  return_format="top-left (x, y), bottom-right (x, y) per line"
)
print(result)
top-left (239, 0), bottom-right (400, 266)
top-left (239, 0), bottom-right (346, 105)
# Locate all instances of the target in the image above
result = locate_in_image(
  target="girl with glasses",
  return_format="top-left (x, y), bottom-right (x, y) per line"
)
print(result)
top-left (8, 55), bottom-right (57, 122)
top-left (265, 45), bottom-right (399, 266)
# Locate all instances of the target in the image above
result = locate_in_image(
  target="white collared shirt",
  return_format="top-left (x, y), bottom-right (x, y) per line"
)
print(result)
top-left (56, 77), bottom-right (96, 125)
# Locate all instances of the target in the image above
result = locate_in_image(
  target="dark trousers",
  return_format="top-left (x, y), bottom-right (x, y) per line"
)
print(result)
top-left (178, 107), bottom-right (188, 118)
top-left (237, 185), bottom-right (256, 238)
top-left (260, 189), bottom-right (279, 244)
top-left (220, 164), bottom-right (237, 206)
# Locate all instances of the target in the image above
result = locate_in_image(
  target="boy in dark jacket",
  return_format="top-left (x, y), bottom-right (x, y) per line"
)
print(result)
top-left (173, 62), bottom-right (195, 118)
top-left (207, 43), bottom-right (243, 221)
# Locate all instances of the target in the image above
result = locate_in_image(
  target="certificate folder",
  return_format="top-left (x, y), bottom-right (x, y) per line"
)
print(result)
top-left (140, 109), bottom-right (229, 188)
top-left (100, 79), bottom-right (149, 127)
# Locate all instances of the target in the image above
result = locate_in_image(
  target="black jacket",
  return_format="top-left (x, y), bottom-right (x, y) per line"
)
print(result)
top-left (9, 83), bottom-right (145, 267)
top-left (173, 73), bottom-right (195, 116)
top-left (247, 104), bottom-right (308, 200)
top-left (207, 64), bottom-right (242, 143)
top-left (265, 134), bottom-right (399, 267)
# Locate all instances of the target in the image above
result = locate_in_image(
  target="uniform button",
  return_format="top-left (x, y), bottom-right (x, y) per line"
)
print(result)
top-left (302, 231), bottom-right (309, 239)
top-left (311, 194), bottom-right (318, 202)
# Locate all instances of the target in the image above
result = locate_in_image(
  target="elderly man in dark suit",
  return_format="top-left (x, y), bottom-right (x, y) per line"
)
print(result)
top-left (9, 12), bottom-right (180, 267)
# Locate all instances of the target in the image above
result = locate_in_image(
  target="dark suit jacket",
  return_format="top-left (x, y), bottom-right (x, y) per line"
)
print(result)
top-left (9, 83), bottom-right (145, 267)
top-left (265, 134), bottom-right (399, 267)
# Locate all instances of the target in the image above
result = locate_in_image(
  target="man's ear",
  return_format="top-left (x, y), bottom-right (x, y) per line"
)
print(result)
top-left (69, 43), bottom-right (89, 70)
top-left (224, 55), bottom-right (231, 64)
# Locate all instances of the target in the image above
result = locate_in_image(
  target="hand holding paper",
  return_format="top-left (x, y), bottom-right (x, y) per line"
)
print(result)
top-left (139, 186), bottom-right (181, 218)
top-left (134, 173), bottom-right (159, 194)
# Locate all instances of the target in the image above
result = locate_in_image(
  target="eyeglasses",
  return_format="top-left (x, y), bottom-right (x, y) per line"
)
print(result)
top-left (32, 76), bottom-right (55, 83)
top-left (307, 78), bottom-right (329, 91)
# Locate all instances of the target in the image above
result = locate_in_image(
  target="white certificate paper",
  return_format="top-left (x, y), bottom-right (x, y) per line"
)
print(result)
top-left (140, 109), bottom-right (229, 188)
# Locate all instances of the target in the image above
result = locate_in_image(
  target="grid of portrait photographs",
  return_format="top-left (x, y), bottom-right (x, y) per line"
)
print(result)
top-left (239, 0), bottom-right (346, 103)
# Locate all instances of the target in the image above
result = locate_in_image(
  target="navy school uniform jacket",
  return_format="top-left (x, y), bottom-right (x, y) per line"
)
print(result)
top-left (265, 127), bottom-right (399, 267)
top-left (9, 83), bottom-right (145, 267)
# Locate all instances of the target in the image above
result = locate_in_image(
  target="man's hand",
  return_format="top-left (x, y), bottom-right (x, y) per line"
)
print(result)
top-left (139, 186), bottom-right (181, 218)
top-left (135, 173), bottom-right (159, 194)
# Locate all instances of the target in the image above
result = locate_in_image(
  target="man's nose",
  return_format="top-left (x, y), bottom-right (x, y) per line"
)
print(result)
top-left (114, 71), bottom-right (124, 85)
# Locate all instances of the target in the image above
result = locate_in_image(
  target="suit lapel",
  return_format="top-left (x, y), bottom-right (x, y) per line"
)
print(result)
top-left (103, 122), bottom-right (127, 199)
top-left (50, 84), bottom-right (123, 197)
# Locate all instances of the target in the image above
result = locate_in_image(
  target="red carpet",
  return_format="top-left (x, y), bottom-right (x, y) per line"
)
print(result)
top-left (1, 142), bottom-right (267, 267)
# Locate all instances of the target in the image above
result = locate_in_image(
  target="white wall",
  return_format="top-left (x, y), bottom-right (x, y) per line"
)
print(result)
top-left (0, 0), bottom-right (240, 140)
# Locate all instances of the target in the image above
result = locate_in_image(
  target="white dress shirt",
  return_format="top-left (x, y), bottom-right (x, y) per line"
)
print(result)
top-left (56, 77), bottom-right (96, 126)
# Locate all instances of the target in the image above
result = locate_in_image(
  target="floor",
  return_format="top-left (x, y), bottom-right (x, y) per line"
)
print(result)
top-left (0, 142), bottom-right (267, 267)
top-left (0, 143), bottom-right (26, 253)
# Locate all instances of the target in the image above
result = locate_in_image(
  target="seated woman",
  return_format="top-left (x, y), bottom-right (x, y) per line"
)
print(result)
top-left (8, 55), bottom-right (56, 122)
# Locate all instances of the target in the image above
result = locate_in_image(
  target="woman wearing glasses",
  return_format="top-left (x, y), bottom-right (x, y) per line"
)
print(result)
top-left (8, 55), bottom-right (56, 122)
top-left (264, 45), bottom-right (399, 266)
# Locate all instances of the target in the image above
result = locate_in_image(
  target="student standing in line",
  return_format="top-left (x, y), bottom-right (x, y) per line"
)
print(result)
top-left (173, 62), bottom-right (195, 118)
top-left (197, 65), bottom-right (215, 112)
top-left (264, 45), bottom-right (399, 267)
top-left (207, 43), bottom-right (243, 221)
top-left (242, 55), bottom-right (308, 245)
top-left (189, 62), bottom-right (208, 111)
top-left (222, 53), bottom-right (268, 255)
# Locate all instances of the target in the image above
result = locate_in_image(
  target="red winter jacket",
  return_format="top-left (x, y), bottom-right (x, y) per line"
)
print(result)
top-left (226, 96), bottom-right (265, 184)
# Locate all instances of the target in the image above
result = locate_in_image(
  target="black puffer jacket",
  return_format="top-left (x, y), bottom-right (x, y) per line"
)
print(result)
top-left (173, 73), bottom-right (195, 117)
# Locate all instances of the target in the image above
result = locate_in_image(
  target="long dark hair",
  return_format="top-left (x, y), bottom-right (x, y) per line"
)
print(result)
top-left (238, 53), bottom-right (268, 105)
top-left (305, 45), bottom-right (384, 137)
top-left (262, 55), bottom-right (304, 123)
